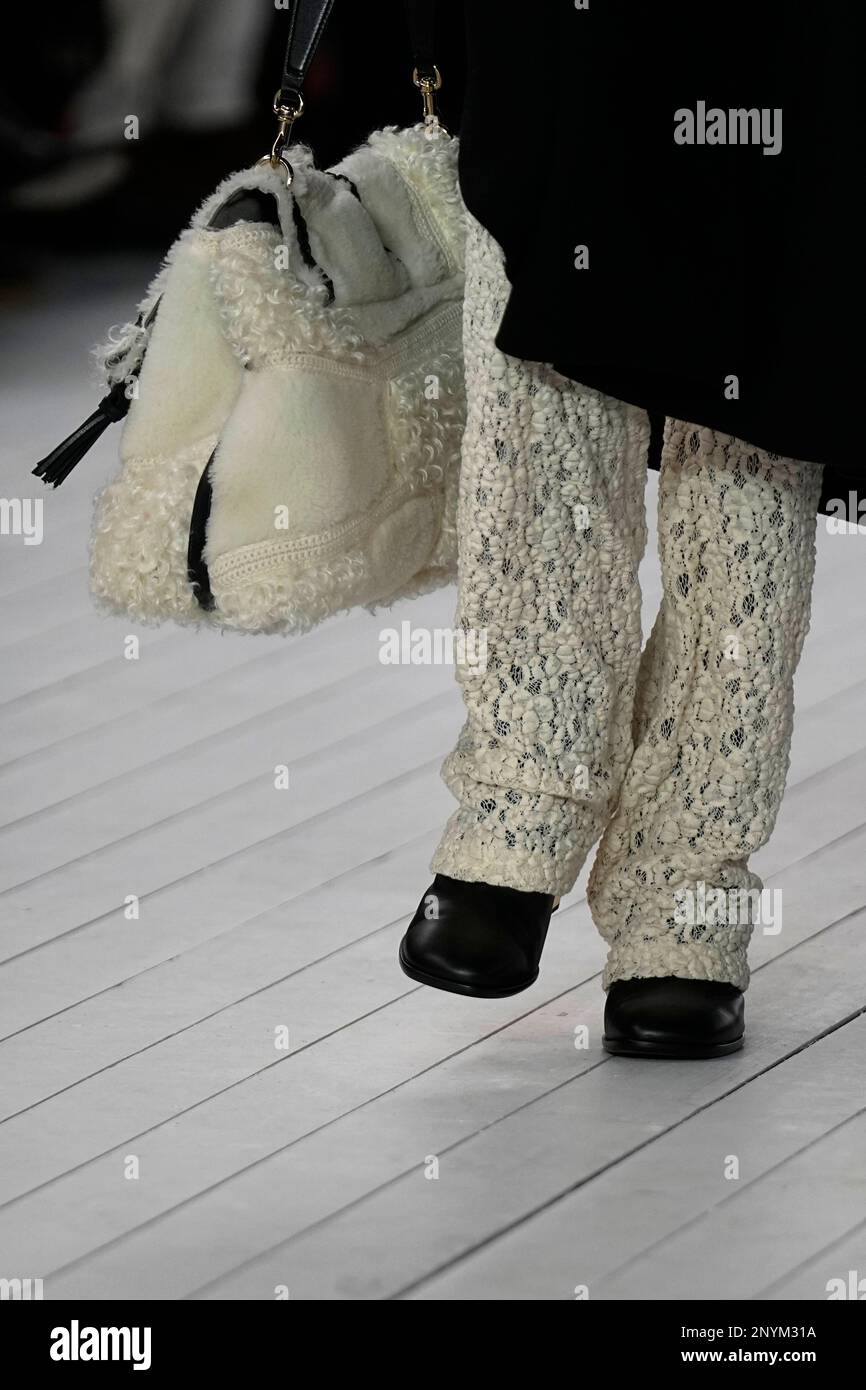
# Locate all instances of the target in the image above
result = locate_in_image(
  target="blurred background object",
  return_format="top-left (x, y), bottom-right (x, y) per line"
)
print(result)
top-left (0, 0), bottom-right (466, 269)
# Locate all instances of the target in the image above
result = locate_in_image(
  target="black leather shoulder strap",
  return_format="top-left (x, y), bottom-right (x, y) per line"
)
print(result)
top-left (278, 0), bottom-right (336, 110)
top-left (404, 0), bottom-right (437, 81)
top-left (277, 0), bottom-right (438, 111)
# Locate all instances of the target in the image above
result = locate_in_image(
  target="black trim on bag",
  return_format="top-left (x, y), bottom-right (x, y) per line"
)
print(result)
top-left (326, 169), bottom-right (361, 202)
top-left (291, 198), bottom-right (334, 303)
top-left (187, 452), bottom-right (216, 611)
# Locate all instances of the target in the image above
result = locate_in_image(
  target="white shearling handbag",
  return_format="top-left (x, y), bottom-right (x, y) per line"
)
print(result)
top-left (33, 0), bottom-right (465, 634)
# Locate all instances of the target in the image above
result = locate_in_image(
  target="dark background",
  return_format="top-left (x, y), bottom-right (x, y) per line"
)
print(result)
top-left (0, 0), bottom-right (466, 281)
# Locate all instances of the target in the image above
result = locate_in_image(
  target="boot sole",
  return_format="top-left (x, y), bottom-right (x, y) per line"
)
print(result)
top-left (602, 1033), bottom-right (745, 1059)
top-left (398, 945), bottom-right (538, 998)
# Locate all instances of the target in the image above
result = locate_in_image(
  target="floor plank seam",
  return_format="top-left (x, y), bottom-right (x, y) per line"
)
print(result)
top-left (0, 982), bottom-right (422, 1216)
top-left (185, 1055), bottom-right (613, 1301)
top-left (0, 818), bottom-right (445, 1031)
top-left (0, 615), bottom-right (355, 771)
top-left (0, 908), bottom-right (430, 1122)
top-left (0, 656), bottom-right (439, 833)
top-left (28, 979), bottom-right (587, 1282)
top-left (592, 1077), bottom-right (866, 1291)
top-left (754, 1211), bottom-right (866, 1299)
top-left (0, 750), bottom-right (448, 969)
top-left (388, 1001), bottom-right (866, 1300)
top-left (0, 690), bottom-right (455, 898)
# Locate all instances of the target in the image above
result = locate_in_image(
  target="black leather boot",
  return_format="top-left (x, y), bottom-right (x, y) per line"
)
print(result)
top-left (603, 976), bottom-right (745, 1058)
top-left (399, 873), bottom-right (556, 998)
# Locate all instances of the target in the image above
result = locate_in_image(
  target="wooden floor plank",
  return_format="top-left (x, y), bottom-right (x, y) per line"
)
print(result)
top-left (403, 1017), bottom-right (866, 1302)
top-left (0, 624), bottom-right (281, 761)
top-left (8, 906), bottom-right (860, 1301)
top-left (0, 893), bottom-right (592, 1206)
top-left (0, 686), bottom-right (456, 941)
top-left (0, 608), bottom-right (359, 766)
top-left (0, 754), bottom-right (457, 1030)
top-left (0, 610), bottom-right (183, 706)
top-left (0, 568), bottom-right (93, 645)
top-left (0, 799), bottom-right (858, 1137)
top-left (590, 1088), bottom-right (866, 1301)
top-left (0, 829), bottom-right (442, 1120)
top-left (0, 661), bottom-right (457, 888)
top-left (757, 1219), bottom-right (866, 1301)
top-left (0, 619), bottom-right (362, 821)
top-left (0, 590), bottom-right (447, 811)
top-left (198, 919), bottom-right (866, 1304)
top-left (0, 802), bottom-right (859, 1295)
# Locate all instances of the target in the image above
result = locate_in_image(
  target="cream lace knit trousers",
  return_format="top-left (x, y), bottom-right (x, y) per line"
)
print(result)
top-left (431, 217), bottom-right (822, 990)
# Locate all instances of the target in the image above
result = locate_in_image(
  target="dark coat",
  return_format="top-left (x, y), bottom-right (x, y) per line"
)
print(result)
top-left (457, 1), bottom-right (862, 515)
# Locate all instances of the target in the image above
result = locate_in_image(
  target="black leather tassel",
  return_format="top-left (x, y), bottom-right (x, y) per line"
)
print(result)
top-left (32, 379), bottom-right (132, 488)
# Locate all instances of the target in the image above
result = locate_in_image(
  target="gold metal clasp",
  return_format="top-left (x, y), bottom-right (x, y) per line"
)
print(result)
top-left (258, 90), bottom-right (305, 188)
top-left (413, 66), bottom-right (447, 135)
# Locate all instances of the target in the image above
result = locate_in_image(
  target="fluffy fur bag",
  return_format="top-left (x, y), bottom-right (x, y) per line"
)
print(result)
top-left (35, 124), bottom-right (466, 634)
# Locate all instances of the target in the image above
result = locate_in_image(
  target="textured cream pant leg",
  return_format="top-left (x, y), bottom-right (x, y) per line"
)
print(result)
top-left (588, 421), bottom-right (823, 990)
top-left (431, 216), bottom-right (649, 896)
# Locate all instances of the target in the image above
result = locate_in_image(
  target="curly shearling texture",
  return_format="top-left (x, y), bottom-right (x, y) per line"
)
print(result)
top-left (93, 151), bottom-right (321, 387)
top-left (89, 126), bottom-right (465, 635)
top-left (90, 436), bottom-right (215, 625)
top-left (206, 225), bottom-right (367, 367)
top-left (363, 125), bottom-right (464, 278)
top-left (432, 216), bottom-right (823, 990)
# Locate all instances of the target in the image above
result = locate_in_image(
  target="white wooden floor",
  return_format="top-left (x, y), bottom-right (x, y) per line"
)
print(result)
top-left (1, 258), bottom-right (864, 1302)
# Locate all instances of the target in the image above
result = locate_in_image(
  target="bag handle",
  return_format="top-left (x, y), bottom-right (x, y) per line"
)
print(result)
top-left (404, 0), bottom-right (436, 81)
top-left (277, 0), bottom-right (442, 102)
top-left (261, 0), bottom-right (444, 182)
top-left (277, 0), bottom-right (336, 114)
top-left (404, 0), bottom-right (445, 130)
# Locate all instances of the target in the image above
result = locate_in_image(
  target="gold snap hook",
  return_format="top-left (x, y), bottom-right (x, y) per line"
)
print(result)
top-left (412, 66), bottom-right (448, 135)
top-left (258, 89), bottom-right (305, 187)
